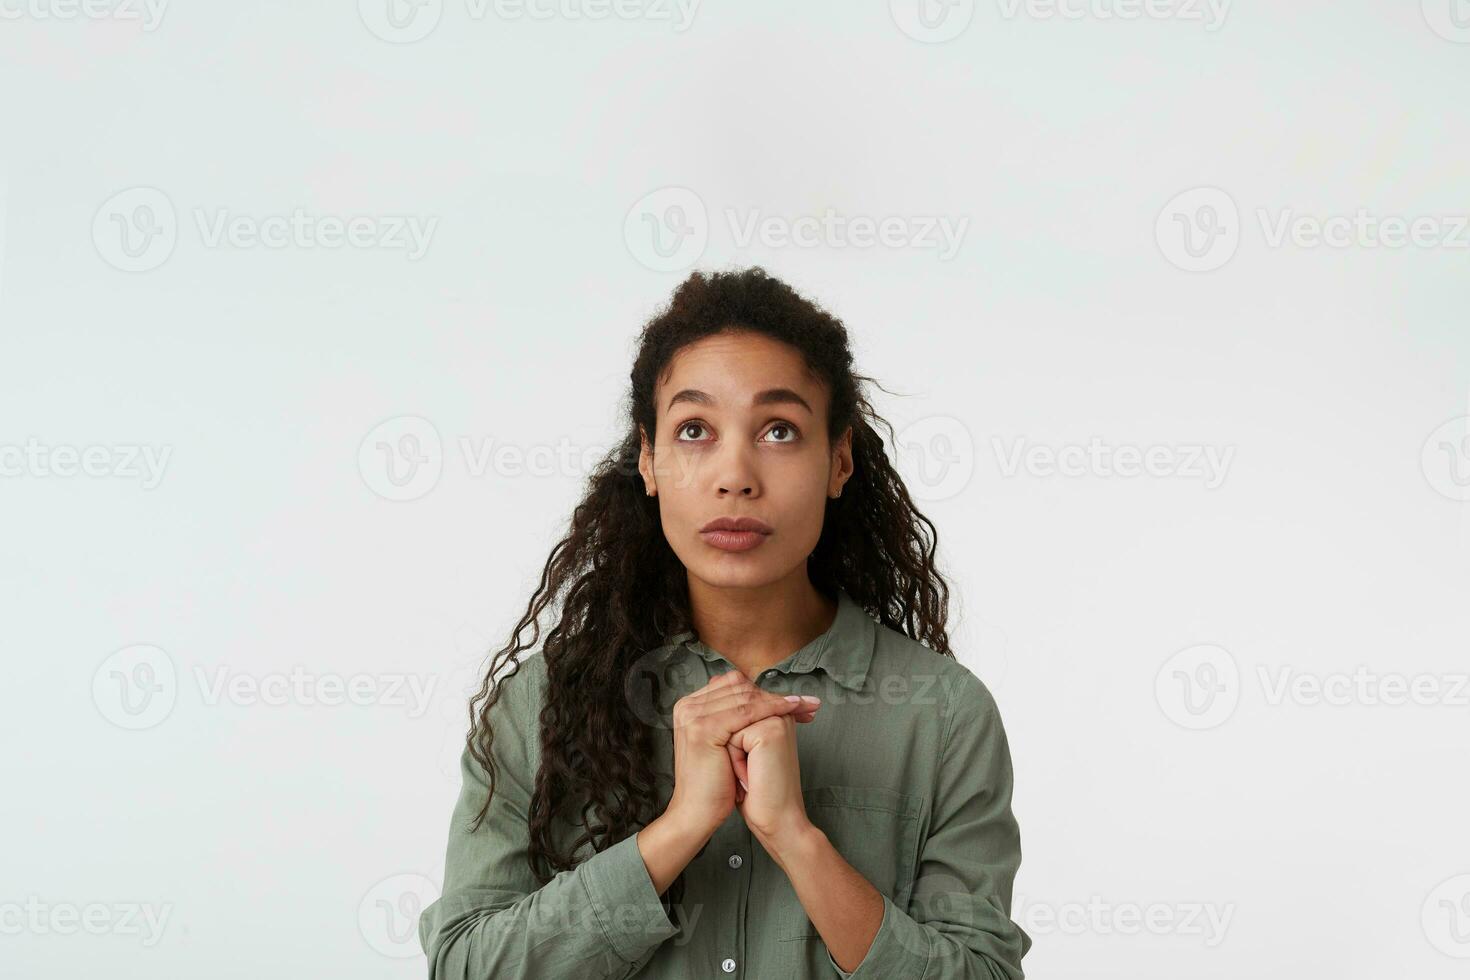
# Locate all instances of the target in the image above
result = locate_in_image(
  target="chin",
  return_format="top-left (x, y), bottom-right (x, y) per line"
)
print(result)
top-left (689, 556), bottom-right (784, 590)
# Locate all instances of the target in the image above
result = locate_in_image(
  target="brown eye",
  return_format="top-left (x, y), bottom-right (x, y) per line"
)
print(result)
top-left (764, 423), bottom-right (798, 443)
top-left (676, 422), bottom-right (709, 442)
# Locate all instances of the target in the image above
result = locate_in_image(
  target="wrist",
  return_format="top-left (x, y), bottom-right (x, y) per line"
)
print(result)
top-left (759, 818), bottom-right (827, 874)
top-left (658, 801), bottom-right (724, 845)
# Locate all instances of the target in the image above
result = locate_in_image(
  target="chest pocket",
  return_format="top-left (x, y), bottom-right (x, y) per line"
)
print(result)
top-left (778, 784), bottom-right (923, 941)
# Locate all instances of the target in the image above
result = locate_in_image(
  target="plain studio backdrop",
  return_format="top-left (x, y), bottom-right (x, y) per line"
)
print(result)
top-left (2, 2), bottom-right (1467, 977)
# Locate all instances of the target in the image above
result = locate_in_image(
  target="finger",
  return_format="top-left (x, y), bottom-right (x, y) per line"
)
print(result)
top-left (726, 743), bottom-right (750, 790)
top-left (705, 692), bottom-right (812, 735)
top-left (702, 685), bottom-right (820, 714)
top-left (689, 687), bottom-right (798, 726)
top-left (680, 668), bottom-right (755, 706)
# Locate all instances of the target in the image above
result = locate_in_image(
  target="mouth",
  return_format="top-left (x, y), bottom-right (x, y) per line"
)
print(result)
top-left (699, 516), bottom-right (773, 553)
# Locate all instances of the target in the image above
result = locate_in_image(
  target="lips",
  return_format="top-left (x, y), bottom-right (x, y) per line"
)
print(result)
top-left (699, 516), bottom-right (774, 534)
top-left (699, 516), bottom-right (772, 553)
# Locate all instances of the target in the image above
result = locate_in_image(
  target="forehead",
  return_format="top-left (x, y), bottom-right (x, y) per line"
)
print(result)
top-left (658, 331), bottom-right (825, 411)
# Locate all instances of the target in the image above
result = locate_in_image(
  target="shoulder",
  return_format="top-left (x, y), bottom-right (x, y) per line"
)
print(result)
top-left (470, 654), bottom-right (549, 761)
top-left (493, 653), bottom-right (549, 713)
top-left (868, 621), bottom-right (1004, 736)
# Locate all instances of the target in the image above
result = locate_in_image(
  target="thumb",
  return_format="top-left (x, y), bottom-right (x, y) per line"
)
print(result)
top-left (726, 743), bottom-right (749, 792)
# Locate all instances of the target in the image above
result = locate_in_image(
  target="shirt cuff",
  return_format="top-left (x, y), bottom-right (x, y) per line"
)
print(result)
top-left (579, 829), bottom-right (682, 964)
top-left (825, 893), bottom-right (931, 979)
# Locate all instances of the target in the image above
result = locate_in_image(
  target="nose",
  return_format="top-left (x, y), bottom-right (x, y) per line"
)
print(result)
top-left (714, 442), bottom-right (759, 497)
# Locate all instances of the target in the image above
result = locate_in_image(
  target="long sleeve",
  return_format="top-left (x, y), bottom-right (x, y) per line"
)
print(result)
top-left (418, 667), bottom-right (682, 979)
top-left (826, 669), bottom-right (1032, 979)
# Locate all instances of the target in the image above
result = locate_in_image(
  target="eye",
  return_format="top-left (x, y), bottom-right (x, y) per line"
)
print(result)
top-left (674, 421), bottom-right (711, 442)
top-left (763, 422), bottom-right (800, 443)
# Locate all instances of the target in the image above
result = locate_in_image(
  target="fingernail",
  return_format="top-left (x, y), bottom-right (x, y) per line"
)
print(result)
top-left (738, 778), bottom-right (748, 791)
top-left (784, 695), bottom-right (804, 702)
top-left (801, 695), bottom-right (821, 703)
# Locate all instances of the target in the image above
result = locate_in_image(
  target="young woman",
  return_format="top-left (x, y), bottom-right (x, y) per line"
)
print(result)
top-left (417, 267), bottom-right (1032, 979)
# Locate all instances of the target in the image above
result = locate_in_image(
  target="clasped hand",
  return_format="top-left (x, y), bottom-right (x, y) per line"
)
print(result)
top-left (667, 668), bottom-right (822, 846)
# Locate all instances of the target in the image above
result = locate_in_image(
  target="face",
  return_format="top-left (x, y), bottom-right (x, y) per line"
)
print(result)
top-left (638, 330), bottom-right (852, 590)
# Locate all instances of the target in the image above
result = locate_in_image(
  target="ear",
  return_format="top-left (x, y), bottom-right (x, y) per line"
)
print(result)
top-left (830, 425), bottom-right (854, 496)
top-left (638, 424), bottom-right (657, 496)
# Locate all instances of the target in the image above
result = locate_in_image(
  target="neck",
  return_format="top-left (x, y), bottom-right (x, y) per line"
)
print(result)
top-left (684, 571), bottom-right (837, 681)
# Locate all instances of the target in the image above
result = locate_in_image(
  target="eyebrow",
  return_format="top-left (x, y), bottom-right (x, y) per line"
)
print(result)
top-left (665, 387), bottom-right (813, 415)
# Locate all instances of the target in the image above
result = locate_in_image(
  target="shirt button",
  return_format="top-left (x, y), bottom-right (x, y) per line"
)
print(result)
top-left (728, 854), bottom-right (742, 869)
top-left (721, 958), bottom-right (737, 973)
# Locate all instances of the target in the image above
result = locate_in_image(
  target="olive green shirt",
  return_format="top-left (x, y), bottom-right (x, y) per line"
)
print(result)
top-left (419, 586), bottom-right (1031, 979)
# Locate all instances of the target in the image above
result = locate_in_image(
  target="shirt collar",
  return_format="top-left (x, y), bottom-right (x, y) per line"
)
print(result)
top-left (661, 587), bottom-right (876, 692)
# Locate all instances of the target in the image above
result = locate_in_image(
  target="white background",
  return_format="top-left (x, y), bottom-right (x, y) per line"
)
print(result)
top-left (2, 1), bottom-right (1468, 977)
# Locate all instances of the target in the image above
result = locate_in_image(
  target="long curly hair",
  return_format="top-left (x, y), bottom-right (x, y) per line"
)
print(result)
top-left (464, 266), bottom-right (955, 891)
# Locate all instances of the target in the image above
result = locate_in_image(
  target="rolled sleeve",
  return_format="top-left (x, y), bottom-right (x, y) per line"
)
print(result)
top-left (580, 829), bottom-right (682, 963)
top-left (419, 661), bottom-right (682, 978)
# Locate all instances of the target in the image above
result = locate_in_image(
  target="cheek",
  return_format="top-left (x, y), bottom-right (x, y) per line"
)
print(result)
top-left (655, 483), bottom-right (699, 538)
top-left (767, 478), bottom-right (832, 549)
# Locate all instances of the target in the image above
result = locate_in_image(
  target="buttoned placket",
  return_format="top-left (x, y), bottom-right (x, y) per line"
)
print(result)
top-left (696, 658), bottom-right (788, 978)
top-left (669, 624), bottom-right (835, 977)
